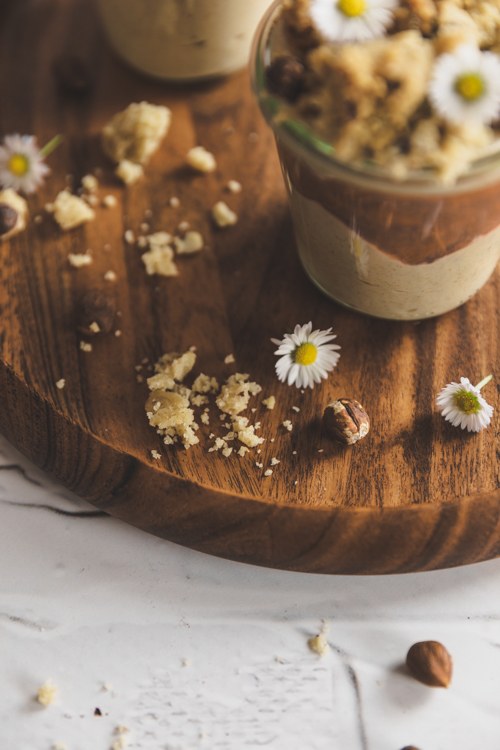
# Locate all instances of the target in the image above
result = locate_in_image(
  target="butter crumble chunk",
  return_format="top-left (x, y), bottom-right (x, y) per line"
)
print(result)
top-left (116, 159), bottom-right (144, 185)
top-left (212, 201), bottom-right (238, 227)
top-left (142, 232), bottom-right (178, 276)
top-left (80, 341), bottom-right (92, 352)
top-left (68, 251), bottom-right (92, 268)
top-left (232, 415), bottom-right (265, 448)
top-left (192, 373), bottom-right (219, 394)
top-left (53, 190), bottom-right (95, 231)
top-left (102, 101), bottom-right (172, 164)
top-left (81, 173), bottom-right (98, 193)
top-left (216, 373), bottom-right (262, 416)
top-left (37, 678), bottom-right (57, 706)
top-left (174, 231), bottom-right (204, 254)
top-left (56, 379), bottom-right (65, 389)
top-left (151, 449), bottom-right (161, 459)
top-left (0, 189), bottom-right (28, 240)
top-left (283, 420), bottom-right (293, 431)
top-left (308, 633), bottom-right (330, 657)
top-left (187, 146), bottom-right (217, 173)
top-left (262, 396), bottom-right (276, 410)
top-left (224, 353), bottom-right (235, 364)
top-left (103, 194), bottom-right (117, 208)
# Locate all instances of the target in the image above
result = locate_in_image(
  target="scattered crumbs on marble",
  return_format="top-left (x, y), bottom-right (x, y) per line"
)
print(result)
top-left (80, 341), bottom-right (92, 352)
top-left (170, 196), bottom-right (180, 208)
top-left (224, 353), bottom-right (235, 364)
top-left (52, 743), bottom-right (67, 750)
top-left (182, 658), bottom-right (191, 667)
top-left (37, 678), bottom-right (57, 706)
top-left (292, 406), bottom-right (300, 412)
top-left (115, 330), bottom-right (122, 337)
top-left (56, 379), bottom-right (65, 390)
top-left (308, 632), bottom-right (330, 657)
top-left (103, 682), bottom-right (113, 691)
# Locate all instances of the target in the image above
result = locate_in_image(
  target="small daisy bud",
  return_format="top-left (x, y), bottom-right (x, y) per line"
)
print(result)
top-left (324, 399), bottom-right (370, 445)
top-left (0, 204), bottom-right (18, 236)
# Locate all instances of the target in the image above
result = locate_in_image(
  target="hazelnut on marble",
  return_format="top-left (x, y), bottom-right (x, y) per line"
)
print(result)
top-left (406, 640), bottom-right (453, 688)
top-left (323, 399), bottom-right (370, 445)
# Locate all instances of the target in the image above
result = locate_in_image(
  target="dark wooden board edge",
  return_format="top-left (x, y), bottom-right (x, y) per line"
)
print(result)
top-left (3, 360), bottom-right (500, 575)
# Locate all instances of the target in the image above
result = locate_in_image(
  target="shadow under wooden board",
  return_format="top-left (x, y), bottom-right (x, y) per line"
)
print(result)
top-left (1, 0), bottom-right (500, 575)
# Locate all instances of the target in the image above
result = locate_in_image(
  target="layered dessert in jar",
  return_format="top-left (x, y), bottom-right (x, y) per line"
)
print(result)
top-left (96, 0), bottom-right (274, 80)
top-left (251, 0), bottom-right (500, 319)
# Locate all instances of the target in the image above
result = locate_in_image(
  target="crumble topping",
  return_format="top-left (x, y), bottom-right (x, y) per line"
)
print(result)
top-left (173, 231), bottom-right (204, 254)
top-left (102, 101), bottom-right (171, 164)
top-left (227, 180), bottom-right (242, 193)
top-left (273, 0), bottom-right (500, 181)
top-left (216, 374), bottom-right (262, 416)
top-left (307, 632), bottom-right (330, 656)
top-left (81, 173), bottom-right (98, 193)
top-left (52, 190), bottom-right (95, 230)
top-left (192, 373), bottom-right (219, 394)
top-left (56, 379), bottom-right (65, 389)
top-left (103, 194), bottom-right (117, 208)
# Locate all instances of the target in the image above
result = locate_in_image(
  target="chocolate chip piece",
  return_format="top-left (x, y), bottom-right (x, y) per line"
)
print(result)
top-left (77, 290), bottom-right (116, 335)
top-left (265, 56), bottom-right (306, 103)
top-left (94, 707), bottom-right (102, 716)
top-left (0, 204), bottom-right (18, 236)
top-left (53, 55), bottom-right (92, 95)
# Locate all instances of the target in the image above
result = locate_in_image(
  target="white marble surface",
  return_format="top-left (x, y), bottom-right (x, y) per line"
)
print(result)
top-left (1, 433), bottom-right (500, 750)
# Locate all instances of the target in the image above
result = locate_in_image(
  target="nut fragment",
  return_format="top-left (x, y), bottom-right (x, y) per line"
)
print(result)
top-left (406, 641), bottom-right (453, 688)
top-left (323, 399), bottom-right (370, 445)
top-left (77, 289), bottom-right (116, 335)
top-left (266, 55), bottom-right (306, 102)
top-left (0, 204), bottom-right (18, 236)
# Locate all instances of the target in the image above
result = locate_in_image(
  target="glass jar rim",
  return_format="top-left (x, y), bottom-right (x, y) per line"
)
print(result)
top-left (250, 0), bottom-right (500, 194)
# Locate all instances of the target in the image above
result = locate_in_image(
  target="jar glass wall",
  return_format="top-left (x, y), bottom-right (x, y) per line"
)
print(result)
top-left (250, 1), bottom-right (500, 321)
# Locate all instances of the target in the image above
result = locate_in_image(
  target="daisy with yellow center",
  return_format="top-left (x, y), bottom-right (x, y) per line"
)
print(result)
top-left (428, 45), bottom-right (500, 126)
top-left (436, 375), bottom-right (493, 432)
top-left (0, 134), bottom-right (61, 194)
top-left (271, 322), bottom-right (341, 389)
top-left (309, 0), bottom-right (397, 44)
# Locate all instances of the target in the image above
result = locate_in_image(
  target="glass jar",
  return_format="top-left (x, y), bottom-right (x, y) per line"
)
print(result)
top-left (250, 1), bottom-right (500, 321)
top-left (96, 0), bottom-right (274, 81)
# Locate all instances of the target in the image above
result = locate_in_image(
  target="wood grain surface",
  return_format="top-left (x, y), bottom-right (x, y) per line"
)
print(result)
top-left (1, 0), bottom-right (500, 574)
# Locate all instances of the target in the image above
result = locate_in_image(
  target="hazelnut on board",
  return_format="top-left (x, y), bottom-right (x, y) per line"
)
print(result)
top-left (323, 399), bottom-right (370, 445)
top-left (406, 641), bottom-right (453, 688)
top-left (77, 289), bottom-right (115, 336)
top-left (265, 55), bottom-right (306, 102)
top-left (0, 204), bottom-right (18, 236)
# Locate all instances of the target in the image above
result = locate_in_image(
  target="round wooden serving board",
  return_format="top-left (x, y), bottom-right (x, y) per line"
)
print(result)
top-left (2, 0), bottom-right (500, 575)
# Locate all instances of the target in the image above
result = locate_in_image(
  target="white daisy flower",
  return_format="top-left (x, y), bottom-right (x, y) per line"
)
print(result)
top-left (0, 134), bottom-right (60, 194)
top-left (428, 45), bottom-right (500, 126)
top-left (436, 375), bottom-right (493, 432)
top-left (271, 322), bottom-right (341, 389)
top-left (309, 0), bottom-right (397, 44)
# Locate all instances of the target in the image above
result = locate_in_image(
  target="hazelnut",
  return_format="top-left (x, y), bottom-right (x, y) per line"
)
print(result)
top-left (323, 399), bottom-right (370, 445)
top-left (265, 55), bottom-right (306, 102)
top-left (406, 641), bottom-right (453, 688)
top-left (400, 747), bottom-right (422, 750)
top-left (0, 204), bottom-right (18, 236)
top-left (77, 289), bottom-right (115, 336)
top-left (53, 55), bottom-right (92, 95)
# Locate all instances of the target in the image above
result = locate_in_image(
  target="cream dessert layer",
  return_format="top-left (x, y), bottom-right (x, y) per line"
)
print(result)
top-left (278, 141), bottom-right (500, 319)
top-left (97, 0), bottom-right (273, 80)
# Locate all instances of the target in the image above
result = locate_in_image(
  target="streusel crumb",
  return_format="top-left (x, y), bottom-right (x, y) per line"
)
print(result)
top-left (53, 190), bottom-right (95, 231)
top-left (102, 101), bottom-right (171, 164)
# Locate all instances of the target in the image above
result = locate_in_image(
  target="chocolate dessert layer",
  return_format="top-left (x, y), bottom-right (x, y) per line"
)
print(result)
top-left (278, 140), bottom-right (500, 265)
